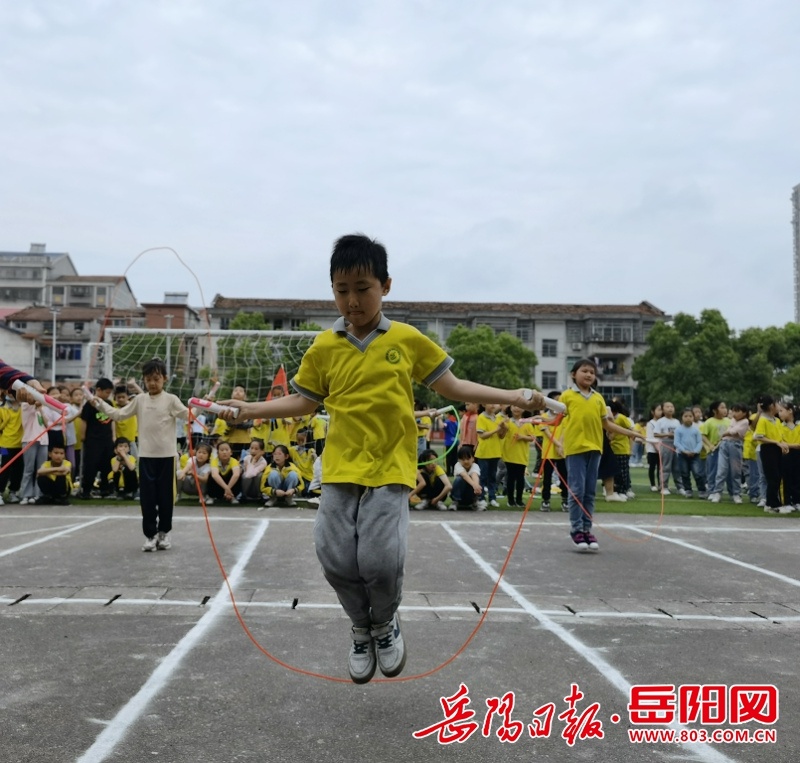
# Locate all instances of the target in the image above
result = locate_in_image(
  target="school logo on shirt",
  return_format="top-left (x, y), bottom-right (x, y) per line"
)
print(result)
top-left (385, 347), bottom-right (402, 364)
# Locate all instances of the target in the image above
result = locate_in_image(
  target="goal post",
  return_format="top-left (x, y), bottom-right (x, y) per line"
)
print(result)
top-left (103, 328), bottom-right (321, 400)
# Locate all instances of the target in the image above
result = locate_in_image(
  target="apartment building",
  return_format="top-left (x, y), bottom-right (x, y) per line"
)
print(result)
top-left (208, 295), bottom-right (668, 410)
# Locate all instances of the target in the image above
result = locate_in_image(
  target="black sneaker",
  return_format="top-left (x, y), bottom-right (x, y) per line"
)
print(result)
top-left (584, 532), bottom-right (599, 550)
top-left (371, 612), bottom-right (406, 677)
top-left (571, 531), bottom-right (589, 551)
top-left (540, 501), bottom-right (551, 512)
top-left (348, 626), bottom-right (376, 684)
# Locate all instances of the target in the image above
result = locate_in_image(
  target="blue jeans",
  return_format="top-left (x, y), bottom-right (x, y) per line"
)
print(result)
top-left (267, 470), bottom-right (299, 493)
top-left (565, 451), bottom-right (601, 533)
top-left (677, 454), bottom-right (707, 493)
top-left (477, 457), bottom-right (499, 501)
top-left (451, 476), bottom-right (478, 506)
top-left (704, 448), bottom-right (719, 490)
top-left (745, 457), bottom-right (761, 501)
top-left (713, 440), bottom-right (742, 496)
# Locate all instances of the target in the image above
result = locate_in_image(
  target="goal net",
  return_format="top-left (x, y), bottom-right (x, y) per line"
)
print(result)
top-left (100, 329), bottom-right (321, 400)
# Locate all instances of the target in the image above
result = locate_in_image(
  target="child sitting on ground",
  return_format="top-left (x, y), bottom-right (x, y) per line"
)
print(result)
top-left (239, 438), bottom-right (268, 503)
top-left (207, 441), bottom-right (241, 505)
top-left (450, 445), bottom-right (485, 510)
top-left (176, 443), bottom-right (212, 501)
top-left (36, 444), bottom-right (73, 505)
top-left (409, 448), bottom-right (452, 510)
top-left (260, 444), bottom-right (304, 508)
top-left (289, 429), bottom-right (316, 495)
top-left (110, 436), bottom-right (138, 499)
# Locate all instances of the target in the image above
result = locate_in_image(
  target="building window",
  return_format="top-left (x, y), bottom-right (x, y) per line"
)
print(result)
top-left (56, 344), bottom-right (82, 361)
top-left (290, 318), bottom-right (304, 330)
top-left (516, 320), bottom-right (533, 343)
top-left (96, 287), bottom-right (107, 307)
top-left (589, 321), bottom-right (633, 343)
top-left (542, 339), bottom-right (558, 358)
top-left (541, 371), bottom-right (558, 389)
top-left (0, 287), bottom-right (41, 301)
top-left (566, 322), bottom-right (584, 343)
top-left (273, 318), bottom-right (284, 330)
top-left (52, 286), bottom-right (65, 306)
top-left (219, 317), bottom-right (230, 330)
top-left (476, 317), bottom-right (515, 335)
top-left (13, 321), bottom-right (27, 330)
top-left (408, 320), bottom-right (429, 333)
top-left (74, 322), bottom-right (85, 334)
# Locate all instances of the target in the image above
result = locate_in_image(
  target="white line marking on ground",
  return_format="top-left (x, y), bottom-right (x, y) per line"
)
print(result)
top-left (441, 522), bottom-right (735, 763)
top-left (0, 522), bottom-right (93, 539)
top-left (74, 519), bottom-right (269, 763)
top-left (0, 517), bottom-right (110, 558)
top-left (622, 525), bottom-right (800, 589)
top-left (2, 596), bottom-right (797, 624)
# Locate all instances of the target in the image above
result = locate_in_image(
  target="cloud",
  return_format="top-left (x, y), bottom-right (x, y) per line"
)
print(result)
top-left (0, 0), bottom-right (798, 330)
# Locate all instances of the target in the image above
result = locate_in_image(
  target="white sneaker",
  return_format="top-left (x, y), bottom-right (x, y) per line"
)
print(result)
top-left (7, 491), bottom-right (20, 503)
top-left (709, 493), bottom-right (720, 504)
top-left (732, 495), bottom-right (742, 504)
top-left (19, 497), bottom-right (30, 505)
top-left (0, 494), bottom-right (4, 506)
top-left (489, 499), bottom-right (500, 508)
top-left (414, 500), bottom-right (429, 511)
top-left (348, 626), bottom-right (376, 684)
top-left (661, 489), bottom-right (671, 496)
top-left (677, 488), bottom-right (686, 497)
top-left (476, 499), bottom-right (487, 511)
top-left (604, 492), bottom-right (626, 502)
top-left (371, 613), bottom-right (406, 678)
top-left (156, 532), bottom-right (171, 550)
top-left (650, 486), bottom-right (658, 493)
top-left (778, 505), bottom-right (794, 514)
top-left (142, 536), bottom-right (158, 552)
top-left (757, 499), bottom-right (766, 508)
top-left (307, 497), bottom-right (320, 506)
top-left (625, 490), bottom-right (636, 499)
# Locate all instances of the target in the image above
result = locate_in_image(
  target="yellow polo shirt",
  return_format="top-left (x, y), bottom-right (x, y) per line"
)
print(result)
top-left (561, 387), bottom-right (607, 457)
top-left (291, 316), bottom-right (452, 489)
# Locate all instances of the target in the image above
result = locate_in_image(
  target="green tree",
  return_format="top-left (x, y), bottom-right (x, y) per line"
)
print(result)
top-left (632, 310), bottom-right (742, 410)
top-left (445, 325), bottom-right (538, 391)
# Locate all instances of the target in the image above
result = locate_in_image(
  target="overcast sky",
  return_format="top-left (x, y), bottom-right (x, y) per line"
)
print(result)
top-left (2, 1), bottom-right (798, 330)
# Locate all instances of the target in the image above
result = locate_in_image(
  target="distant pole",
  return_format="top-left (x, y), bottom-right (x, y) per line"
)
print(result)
top-left (165, 314), bottom-right (174, 382)
top-left (50, 307), bottom-right (59, 386)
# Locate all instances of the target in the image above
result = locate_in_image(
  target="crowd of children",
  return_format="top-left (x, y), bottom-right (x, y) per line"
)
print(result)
top-left (642, 396), bottom-right (800, 513)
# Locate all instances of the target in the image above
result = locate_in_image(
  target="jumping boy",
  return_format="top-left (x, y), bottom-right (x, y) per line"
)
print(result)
top-left (219, 233), bottom-right (544, 684)
top-left (90, 359), bottom-right (188, 551)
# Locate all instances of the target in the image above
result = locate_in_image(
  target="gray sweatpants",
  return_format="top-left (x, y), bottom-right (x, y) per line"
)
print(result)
top-left (313, 483), bottom-right (409, 628)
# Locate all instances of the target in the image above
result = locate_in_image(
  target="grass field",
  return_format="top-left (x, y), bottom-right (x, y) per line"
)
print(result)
top-left (56, 453), bottom-right (795, 520)
top-left (503, 460), bottom-right (786, 518)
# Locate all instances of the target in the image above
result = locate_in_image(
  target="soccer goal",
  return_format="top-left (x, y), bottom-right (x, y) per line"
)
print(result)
top-left (101, 328), bottom-right (320, 399)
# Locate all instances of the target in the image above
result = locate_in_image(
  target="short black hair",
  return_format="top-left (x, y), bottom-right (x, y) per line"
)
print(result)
top-left (96, 378), bottom-right (114, 391)
top-left (114, 385), bottom-right (128, 395)
top-left (142, 358), bottom-right (167, 377)
top-left (457, 445), bottom-right (474, 460)
top-left (114, 436), bottom-right (131, 448)
top-left (330, 234), bottom-right (389, 283)
top-left (418, 448), bottom-right (438, 463)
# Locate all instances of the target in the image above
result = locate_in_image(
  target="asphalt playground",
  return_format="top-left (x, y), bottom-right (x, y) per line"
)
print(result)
top-left (1, 502), bottom-right (798, 762)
